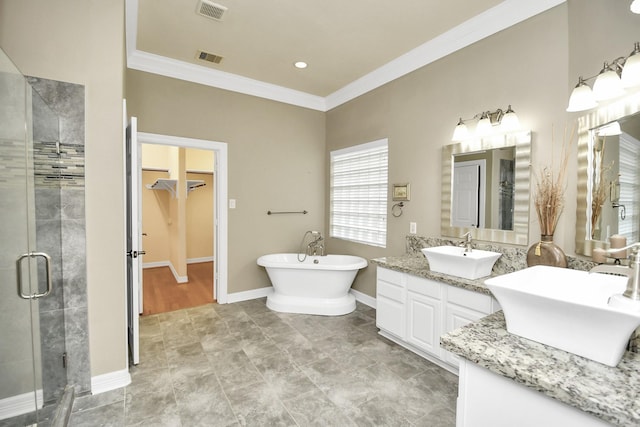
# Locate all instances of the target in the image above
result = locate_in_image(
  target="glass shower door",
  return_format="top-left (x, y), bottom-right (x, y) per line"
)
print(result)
top-left (0, 47), bottom-right (66, 426)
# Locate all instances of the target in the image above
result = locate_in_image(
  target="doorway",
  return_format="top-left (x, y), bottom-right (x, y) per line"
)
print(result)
top-left (135, 132), bottom-right (228, 309)
top-left (141, 148), bottom-right (215, 314)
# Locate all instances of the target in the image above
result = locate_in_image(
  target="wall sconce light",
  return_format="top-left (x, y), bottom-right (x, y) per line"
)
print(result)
top-left (567, 42), bottom-right (640, 112)
top-left (451, 105), bottom-right (520, 141)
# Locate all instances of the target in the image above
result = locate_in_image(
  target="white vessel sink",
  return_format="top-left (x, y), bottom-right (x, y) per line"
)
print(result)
top-left (485, 265), bottom-right (640, 366)
top-left (421, 246), bottom-right (501, 280)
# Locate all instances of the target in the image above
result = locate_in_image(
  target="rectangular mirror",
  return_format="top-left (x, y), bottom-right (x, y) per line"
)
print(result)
top-left (575, 93), bottom-right (640, 256)
top-left (441, 131), bottom-right (531, 245)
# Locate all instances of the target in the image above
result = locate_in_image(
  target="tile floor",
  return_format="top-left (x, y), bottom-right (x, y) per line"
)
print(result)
top-left (68, 299), bottom-right (458, 426)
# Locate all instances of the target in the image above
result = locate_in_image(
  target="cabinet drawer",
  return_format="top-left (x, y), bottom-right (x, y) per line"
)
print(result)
top-left (447, 286), bottom-right (492, 314)
top-left (377, 267), bottom-right (404, 284)
top-left (377, 279), bottom-right (405, 302)
top-left (407, 275), bottom-right (441, 299)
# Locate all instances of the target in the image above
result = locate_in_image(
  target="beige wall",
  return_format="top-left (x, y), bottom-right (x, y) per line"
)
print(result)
top-left (126, 70), bottom-right (327, 293)
top-left (0, 0), bottom-right (127, 377)
top-left (141, 170), bottom-right (172, 263)
top-left (326, 1), bottom-right (640, 297)
top-left (187, 172), bottom-right (214, 259)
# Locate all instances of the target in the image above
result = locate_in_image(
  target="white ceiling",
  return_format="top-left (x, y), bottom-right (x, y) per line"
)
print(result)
top-left (126, 0), bottom-right (565, 111)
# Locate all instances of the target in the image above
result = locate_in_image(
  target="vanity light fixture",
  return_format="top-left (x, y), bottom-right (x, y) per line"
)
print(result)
top-left (567, 42), bottom-right (640, 112)
top-left (451, 105), bottom-right (520, 141)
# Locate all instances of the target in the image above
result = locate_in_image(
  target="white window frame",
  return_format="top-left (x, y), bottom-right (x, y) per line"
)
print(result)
top-left (330, 139), bottom-right (388, 247)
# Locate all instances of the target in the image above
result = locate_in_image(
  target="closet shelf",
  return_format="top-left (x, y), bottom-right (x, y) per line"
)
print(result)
top-left (146, 178), bottom-right (206, 198)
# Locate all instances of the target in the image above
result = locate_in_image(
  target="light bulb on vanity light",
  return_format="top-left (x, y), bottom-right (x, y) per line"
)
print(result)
top-left (475, 113), bottom-right (492, 137)
top-left (631, 0), bottom-right (640, 14)
top-left (621, 42), bottom-right (640, 88)
top-left (500, 105), bottom-right (520, 132)
top-left (592, 62), bottom-right (625, 101)
top-left (567, 77), bottom-right (598, 112)
top-left (452, 118), bottom-right (470, 141)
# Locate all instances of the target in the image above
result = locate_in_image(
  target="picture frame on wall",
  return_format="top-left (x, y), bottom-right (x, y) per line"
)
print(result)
top-left (392, 183), bottom-right (410, 201)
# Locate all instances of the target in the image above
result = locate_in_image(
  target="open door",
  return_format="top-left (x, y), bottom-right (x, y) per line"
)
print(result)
top-left (452, 161), bottom-right (483, 228)
top-left (125, 101), bottom-right (142, 365)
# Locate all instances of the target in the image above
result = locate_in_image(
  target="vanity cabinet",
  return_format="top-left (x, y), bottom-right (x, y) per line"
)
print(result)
top-left (376, 266), bottom-right (499, 372)
top-left (376, 267), bottom-right (406, 339)
top-left (406, 276), bottom-right (442, 358)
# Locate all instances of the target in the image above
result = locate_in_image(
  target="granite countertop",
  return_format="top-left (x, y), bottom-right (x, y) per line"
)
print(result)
top-left (370, 256), bottom-right (495, 296)
top-left (440, 311), bottom-right (640, 427)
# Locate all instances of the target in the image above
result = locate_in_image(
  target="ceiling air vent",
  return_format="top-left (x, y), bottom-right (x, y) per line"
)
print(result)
top-left (197, 50), bottom-right (224, 64)
top-left (196, 0), bottom-right (227, 21)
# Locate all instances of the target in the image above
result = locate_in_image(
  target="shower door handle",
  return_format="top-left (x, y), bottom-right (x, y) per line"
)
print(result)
top-left (16, 252), bottom-right (53, 300)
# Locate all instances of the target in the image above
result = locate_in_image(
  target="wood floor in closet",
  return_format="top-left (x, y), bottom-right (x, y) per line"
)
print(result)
top-left (142, 262), bottom-right (215, 315)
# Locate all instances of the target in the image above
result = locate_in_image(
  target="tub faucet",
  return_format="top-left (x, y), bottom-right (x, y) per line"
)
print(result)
top-left (459, 232), bottom-right (473, 253)
top-left (597, 242), bottom-right (640, 301)
top-left (307, 231), bottom-right (325, 256)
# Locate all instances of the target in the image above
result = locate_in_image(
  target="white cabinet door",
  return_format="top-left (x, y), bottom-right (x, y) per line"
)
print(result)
top-left (407, 291), bottom-right (441, 357)
top-left (376, 295), bottom-right (406, 339)
top-left (376, 267), bottom-right (406, 339)
top-left (443, 303), bottom-right (486, 368)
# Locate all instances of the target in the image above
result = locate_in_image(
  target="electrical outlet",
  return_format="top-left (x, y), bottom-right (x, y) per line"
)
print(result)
top-left (410, 222), bottom-right (417, 234)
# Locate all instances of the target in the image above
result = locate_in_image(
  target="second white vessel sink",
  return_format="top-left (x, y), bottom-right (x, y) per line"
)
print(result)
top-left (421, 246), bottom-right (501, 280)
top-left (485, 265), bottom-right (640, 366)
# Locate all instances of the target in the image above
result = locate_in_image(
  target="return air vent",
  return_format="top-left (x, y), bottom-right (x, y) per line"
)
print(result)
top-left (197, 50), bottom-right (224, 64)
top-left (196, 0), bottom-right (227, 21)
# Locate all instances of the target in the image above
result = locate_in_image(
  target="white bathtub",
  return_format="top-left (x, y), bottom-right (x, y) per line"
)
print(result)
top-left (257, 253), bottom-right (367, 316)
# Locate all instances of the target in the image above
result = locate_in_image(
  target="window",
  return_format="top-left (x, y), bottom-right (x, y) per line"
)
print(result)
top-left (618, 132), bottom-right (640, 243)
top-left (330, 139), bottom-right (388, 247)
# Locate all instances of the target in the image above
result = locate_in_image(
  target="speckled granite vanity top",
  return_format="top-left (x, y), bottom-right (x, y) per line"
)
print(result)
top-left (441, 311), bottom-right (640, 426)
top-left (370, 256), bottom-right (495, 296)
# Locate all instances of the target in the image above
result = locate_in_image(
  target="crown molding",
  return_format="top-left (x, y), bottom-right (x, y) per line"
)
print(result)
top-left (125, 0), bottom-right (565, 112)
top-left (127, 50), bottom-right (327, 111)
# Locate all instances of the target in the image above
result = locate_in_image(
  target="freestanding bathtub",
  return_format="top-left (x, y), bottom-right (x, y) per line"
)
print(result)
top-left (257, 253), bottom-right (368, 316)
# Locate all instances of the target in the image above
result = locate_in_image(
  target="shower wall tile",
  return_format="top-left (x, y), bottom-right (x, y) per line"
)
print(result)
top-left (64, 306), bottom-right (91, 394)
top-left (61, 187), bottom-right (85, 220)
top-left (28, 76), bottom-right (90, 400)
top-left (61, 219), bottom-right (87, 309)
top-left (31, 93), bottom-right (58, 144)
top-left (39, 308), bottom-right (67, 404)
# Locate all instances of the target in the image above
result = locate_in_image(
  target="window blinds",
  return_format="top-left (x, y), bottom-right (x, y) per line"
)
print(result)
top-left (330, 139), bottom-right (388, 247)
top-left (618, 133), bottom-right (639, 243)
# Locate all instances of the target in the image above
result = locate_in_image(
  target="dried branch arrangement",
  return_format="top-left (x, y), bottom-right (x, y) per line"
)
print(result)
top-left (533, 124), bottom-right (576, 236)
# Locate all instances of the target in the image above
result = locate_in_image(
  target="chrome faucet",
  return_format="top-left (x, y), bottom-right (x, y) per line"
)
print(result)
top-left (459, 232), bottom-right (473, 253)
top-left (591, 242), bottom-right (640, 301)
top-left (307, 231), bottom-right (325, 256)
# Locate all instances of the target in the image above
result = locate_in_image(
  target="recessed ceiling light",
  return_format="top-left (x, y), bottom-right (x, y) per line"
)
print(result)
top-left (294, 61), bottom-right (308, 69)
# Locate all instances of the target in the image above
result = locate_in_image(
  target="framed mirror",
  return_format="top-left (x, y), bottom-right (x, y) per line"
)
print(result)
top-left (575, 93), bottom-right (640, 256)
top-left (441, 131), bottom-right (531, 245)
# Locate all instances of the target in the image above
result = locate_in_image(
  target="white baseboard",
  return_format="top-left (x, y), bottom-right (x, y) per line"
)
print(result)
top-left (350, 288), bottom-right (376, 308)
top-left (142, 261), bottom-right (170, 269)
top-left (187, 257), bottom-right (214, 264)
top-left (168, 262), bottom-right (188, 283)
top-left (91, 369), bottom-right (131, 395)
top-left (226, 287), bottom-right (272, 303)
top-left (0, 389), bottom-right (43, 420)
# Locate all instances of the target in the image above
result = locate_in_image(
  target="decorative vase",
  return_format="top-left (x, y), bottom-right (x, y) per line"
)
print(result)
top-left (526, 234), bottom-right (567, 268)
